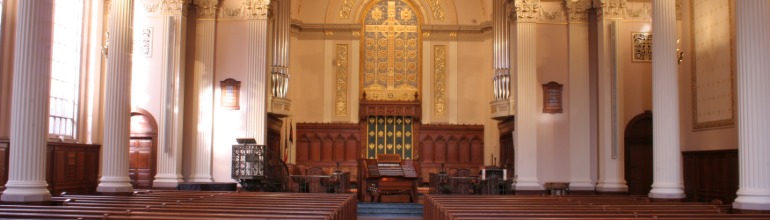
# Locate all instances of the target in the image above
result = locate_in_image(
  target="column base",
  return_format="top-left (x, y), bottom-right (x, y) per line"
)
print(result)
top-left (649, 184), bottom-right (685, 199)
top-left (1, 181), bottom-right (51, 202)
top-left (733, 192), bottom-right (770, 211)
top-left (568, 181), bottom-right (596, 191)
top-left (97, 176), bottom-right (134, 193)
top-left (154, 174), bottom-right (184, 189)
top-left (596, 181), bottom-right (628, 193)
top-left (514, 179), bottom-right (543, 191)
top-left (188, 175), bottom-right (214, 183)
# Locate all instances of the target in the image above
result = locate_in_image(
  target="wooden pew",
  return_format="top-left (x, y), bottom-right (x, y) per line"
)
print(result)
top-left (0, 190), bottom-right (357, 220)
top-left (424, 194), bottom-right (770, 220)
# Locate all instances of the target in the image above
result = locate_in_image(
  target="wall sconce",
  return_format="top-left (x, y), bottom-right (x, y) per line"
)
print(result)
top-left (220, 78), bottom-right (241, 110)
top-left (542, 81), bottom-right (563, 114)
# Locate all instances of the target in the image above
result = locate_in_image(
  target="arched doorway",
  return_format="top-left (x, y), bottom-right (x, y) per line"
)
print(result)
top-left (130, 109), bottom-right (158, 189)
top-left (624, 111), bottom-right (653, 195)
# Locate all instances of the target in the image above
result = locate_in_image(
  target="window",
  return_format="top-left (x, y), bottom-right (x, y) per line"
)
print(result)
top-left (49, 0), bottom-right (84, 139)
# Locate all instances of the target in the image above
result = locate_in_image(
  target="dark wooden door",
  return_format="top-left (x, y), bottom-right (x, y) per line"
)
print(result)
top-left (625, 112), bottom-right (653, 196)
top-left (129, 138), bottom-right (153, 189)
top-left (129, 109), bottom-right (158, 190)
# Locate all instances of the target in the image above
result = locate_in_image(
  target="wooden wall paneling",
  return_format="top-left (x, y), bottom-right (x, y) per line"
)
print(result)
top-left (0, 139), bottom-right (8, 190)
top-left (447, 138), bottom-right (459, 163)
top-left (296, 137), bottom-right (309, 161)
top-left (434, 138), bottom-right (447, 163)
top-left (497, 117), bottom-right (515, 168)
top-left (333, 137), bottom-right (345, 161)
top-left (422, 138), bottom-right (434, 163)
top-left (267, 115), bottom-right (283, 156)
top-left (683, 150), bottom-right (738, 204)
top-left (471, 139), bottom-right (484, 163)
top-left (345, 136), bottom-right (357, 161)
top-left (322, 137), bottom-right (333, 161)
top-left (310, 138), bottom-right (321, 161)
top-left (47, 143), bottom-right (101, 195)
top-left (459, 138), bottom-right (470, 163)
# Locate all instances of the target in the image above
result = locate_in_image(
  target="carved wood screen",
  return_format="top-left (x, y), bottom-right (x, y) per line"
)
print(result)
top-left (295, 123), bottom-right (361, 176)
top-left (419, 124), bottom-right (484, 180)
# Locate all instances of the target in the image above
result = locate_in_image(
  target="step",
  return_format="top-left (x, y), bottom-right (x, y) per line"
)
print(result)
top-left (357, 203), bottom-right (423, 217)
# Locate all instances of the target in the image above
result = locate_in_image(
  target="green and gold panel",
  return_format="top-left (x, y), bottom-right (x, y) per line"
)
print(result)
top-left (366, 116), bottom-right (414, 159)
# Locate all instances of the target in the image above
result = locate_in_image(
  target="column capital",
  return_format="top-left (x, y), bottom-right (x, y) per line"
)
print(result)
top-left (512, 0), bottom-right (541, 23)
top-left (593, 0), bottom-right (626, 20)
top-left (566, 0), bottom-right (590, 23)
top-left (193, 0), bottom-right (219, 19)
top-left (161, 0), bottom-right (192, 15)
top-left (243, 0), bottom-right (270, 20)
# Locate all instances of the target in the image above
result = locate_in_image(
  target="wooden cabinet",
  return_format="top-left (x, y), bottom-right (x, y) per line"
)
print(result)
top-left (0, 140), bottom-right (100, 195)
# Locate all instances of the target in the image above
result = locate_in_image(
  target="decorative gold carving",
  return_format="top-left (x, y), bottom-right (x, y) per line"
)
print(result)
top-left (625, 2), bottom-right (651, 21)
top-left (194, 0), bottom-right (218, 19)
top-left (243, 0), bottom-right (270, 19)
top-left (222, 0), bottom-right (269, 20)
top-left (566, 0), bottom-right (589, 22)
top-left (541, 10), bottom-right (565, 23)
top-left (449, 32), bottom-right (457, 38)
top-left (335, 44), bottom-right (349, 116)
top-left (514, 0), bottom-right (541, 23)
top-left (352, 31), bottom-right (361, 36)
top-left (594, 0), bottom-right (626, 20)
top-left (161, 0), bottom-right (189, 15)
top-left (144, 2), bottom-right (159, 13)
top-left (325, 31), bottom-right (334, 36)
top-left (423, 32), bottom-right (431, 37)
top-left (632, 33), bottom-right (652, 62)
top-left (433, 45), bottom-right (446, 117)
top-left (338, 0), bottom-right (355, 19)
top-left (691, 0), bottom-right (734, 130)
top-left (427, 0), bottom-right (446, 21)
top-left (362, 0), bottom-right (421, 101)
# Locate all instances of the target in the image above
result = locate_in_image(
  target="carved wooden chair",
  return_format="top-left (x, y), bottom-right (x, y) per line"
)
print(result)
top-left (305, 166), bottom-right (325, 193)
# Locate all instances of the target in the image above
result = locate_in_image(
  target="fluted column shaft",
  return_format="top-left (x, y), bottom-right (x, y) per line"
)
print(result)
top-left (567, 0), bottom-right (593, 191)
top-left (246, 18), bottom-right (269, 144)
top-left (733, 0), bottom-right (770, 211)
top-left (154, 6), bottom-right (188, 187)
top-left (1, 0), bottom-right (54, 202)
top-left (190, 5), bottom-right (217, 182)
top-left (512, 0), bottom-right (542, 190)
top-left (98, 0), bottom-right (134, 193)
top-left (595, 3), bottom-right (628, 193)
top-left (514, 21), bottom-right (540, 190)
top-left (649, 0), bottom-right (684, 199)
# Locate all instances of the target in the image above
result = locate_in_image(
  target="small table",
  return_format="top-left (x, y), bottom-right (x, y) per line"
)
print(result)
top-left (544, 182), bottom-right (569, 196)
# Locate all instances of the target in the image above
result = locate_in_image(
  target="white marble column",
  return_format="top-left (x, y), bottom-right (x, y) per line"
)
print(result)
top-left (1, 0), bottom-right (53, 202)
top-left (189, 0), bottom-right (218, 183)
top-left (594, 0), bottom-right (628, 193)
top-left (244, 1), bottom-right (270, 144)
top-left (154, 1), bottom-right (190, 188)
top-left (98, 0), bottom-right (134, 193)
top-left (566, 0), bottom-right (594, 191)
top-left (513, 0), bottom-right (542, 191)
top-left (733, 0), bottom-right (770, 211)
top-left (649, 0), bottom-right (684, 199)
